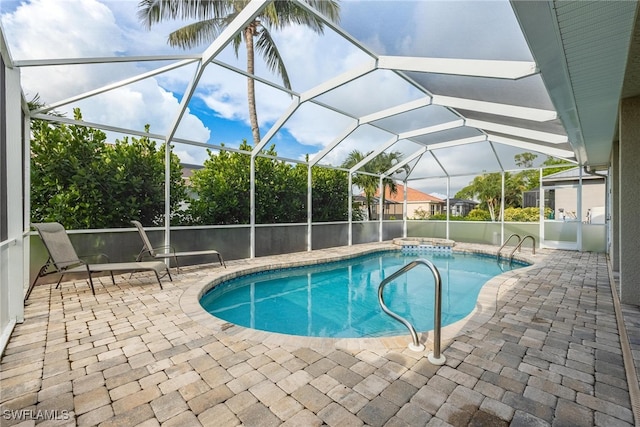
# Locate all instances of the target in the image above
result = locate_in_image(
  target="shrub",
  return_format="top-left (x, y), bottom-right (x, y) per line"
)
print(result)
top-left (466, 209), bottom-right (492, 221)
top-left (504, 207), bottom-right (548, 222)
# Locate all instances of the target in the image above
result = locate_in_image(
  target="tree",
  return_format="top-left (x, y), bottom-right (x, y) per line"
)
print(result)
top-left (455, 172), bottom-right (527, 221)
top-left (308, 165), bottom-right (351, 222)
top-left (107, 127), bottom-right (189, 226)
top-left (188, 141), bottom-right (352, 224)
top-left (514, 152), bottom-right (540, 192)
top-left (456, 152), bottom-right (575, 221)
top-left (255, 145), bottom-right (306, 223)
top-left (514, 152), bottom-right (537, 168)
top-left (456, 173), bottom-right (503, 221)
top-left (541, 156), bottom-right (575, 176)
top-left (31, 108), bottom-right (188, 228)
top-left (341, 150), bottom-right (378, 219)
top-left (31, 109), bottom-right (111, 229)
top-left (188, 141), bottom-right (306, 224)
top-left (138, 0), bottom-right (340, 145)
top-left (188, 143), bottom-right (252, 225)
top-left (371, 151), bottom-right (409, 213)
top-left (514, 152), bottom-right (574, 193)
top-left (341, 150), bottom-right (408, 220)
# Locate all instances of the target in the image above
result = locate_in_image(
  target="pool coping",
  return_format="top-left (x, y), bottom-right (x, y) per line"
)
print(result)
top-left (179, 242), bottom-right (540, 355)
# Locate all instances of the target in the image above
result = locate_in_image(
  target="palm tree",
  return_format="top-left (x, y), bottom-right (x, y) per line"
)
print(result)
top-left (372, 151), bottom-right (409, 216)
top-left (138, 0), bottom-right (341, 146)
top-left (342, 150), bottom-right (377, 219)
top-left (342, 150), bottom-right (408, 220)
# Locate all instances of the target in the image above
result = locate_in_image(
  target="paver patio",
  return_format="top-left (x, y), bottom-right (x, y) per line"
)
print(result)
top-left (1, 243), bottom-right (638, 426)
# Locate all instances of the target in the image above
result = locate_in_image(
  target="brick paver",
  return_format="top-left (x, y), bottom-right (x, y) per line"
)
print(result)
top-left (1, 243), bottom-right (638, 426)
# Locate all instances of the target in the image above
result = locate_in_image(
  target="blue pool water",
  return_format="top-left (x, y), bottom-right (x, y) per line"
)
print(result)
top-left (200, 251), bottom-right (525, 338)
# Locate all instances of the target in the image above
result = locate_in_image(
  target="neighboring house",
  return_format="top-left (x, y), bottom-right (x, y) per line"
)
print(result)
top-left (178, 164), bottom-right (204, 213)
top-left (181, 163), bottom-right (203, 188)
top-left (352, 194), bottom-right (373, 220)
top-left (524, 167), bottom-right (606, 223)
top-left (445, 198), bottom-right (479, 217)
top-left (369, 184), bottom-right (444, 220)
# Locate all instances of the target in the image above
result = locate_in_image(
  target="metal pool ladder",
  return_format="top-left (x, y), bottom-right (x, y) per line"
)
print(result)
top-left (497, 233), bottom-right (536, 264)
top-left (378, 259), bottom-right (446, 366)
top-left (497, 233), bottom-right (521, 261)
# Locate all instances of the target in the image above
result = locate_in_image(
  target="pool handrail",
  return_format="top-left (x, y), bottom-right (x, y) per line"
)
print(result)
top-left (377, 258), bottom-right (446, 365)
top-left (497, 233), bottom-right (521, 261)
top-left (508, 235), bottom-right (536, 263)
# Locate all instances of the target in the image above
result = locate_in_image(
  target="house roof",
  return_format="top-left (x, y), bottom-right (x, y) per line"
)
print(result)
top-left (374, 184), bottom-right (444, 204)
top-left (542, 167), bottom-right (606, 183)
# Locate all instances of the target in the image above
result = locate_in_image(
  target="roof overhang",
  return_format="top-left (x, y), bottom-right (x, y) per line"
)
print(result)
top-left (511, 1), bottom-right (639, 170)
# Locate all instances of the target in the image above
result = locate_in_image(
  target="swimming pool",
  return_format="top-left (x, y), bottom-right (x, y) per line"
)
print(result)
top-left (200, 250), bottom-right (525, 338)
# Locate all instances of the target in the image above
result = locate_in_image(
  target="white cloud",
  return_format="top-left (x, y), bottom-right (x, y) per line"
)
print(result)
top-left (2, 0), bottom-right (535, 177)
top-left (1, 0), bottom-right (210, 162)
top-left (2, 0), bottom-right (122, 60)
top-left (172, 147), bottom-right (198, 164)
top-left (196, 70), bottom-right (250, 123)
top-left (3, 0), bottom-right (434, 168)
top-left (192, 24), bottom-right (392, 154)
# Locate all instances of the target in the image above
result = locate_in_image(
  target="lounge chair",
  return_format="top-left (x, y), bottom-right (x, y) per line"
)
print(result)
top-left (27, 222), bottom-right (171, 299)
top-left (131, 220), bottom-right (225, 272)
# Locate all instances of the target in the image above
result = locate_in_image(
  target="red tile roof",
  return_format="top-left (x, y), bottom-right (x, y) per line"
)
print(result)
top-left (374, 184), bottom-right (444, 203)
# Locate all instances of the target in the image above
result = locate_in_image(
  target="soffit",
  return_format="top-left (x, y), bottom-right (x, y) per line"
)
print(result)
top-left (512, 0), bottom-right (638, 170)
top-left (622, 11), bottom-right (640, 100)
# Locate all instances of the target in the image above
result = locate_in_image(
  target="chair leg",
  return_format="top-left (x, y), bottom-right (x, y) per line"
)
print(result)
top-left (26, 261), bottom-right (52, 299)
top-left (218, 254), bottom-right (226, 268)
top-left (131, 246), bottom-right (146, 278)
top-left (86, 271), bottom-right (96, 295)
top-left (110, 272), bottom-right (116, 285)
top-left (56, 274), bottom-right (65, 289)
top-left (24, 273), bottom-right (42, 301)
top-left (154, 271), bottom-right (164, 289)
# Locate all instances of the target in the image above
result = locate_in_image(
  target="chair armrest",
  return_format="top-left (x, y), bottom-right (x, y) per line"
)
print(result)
top-left (136, 245), bottom-right (176, 261)
top-left (150, 245), bottom-right (176, 255)
top-left (51, 258), bottom-right (87, 271)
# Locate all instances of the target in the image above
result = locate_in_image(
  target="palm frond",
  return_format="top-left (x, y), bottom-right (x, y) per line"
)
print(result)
top-left (138, 0), bottom-right (233, 29)
top-left (217, 10), bottom-right (244, 56)
top-left (231, 32), bottom-right (243, 57)
top-left (255, 27), bottom-right (291, 90)
top-left (167, 18), bottom-right (227, 49)
top-left (260, 0), bottom-right (339, 33)
top-left (302, 0), bottom-right (341, 24)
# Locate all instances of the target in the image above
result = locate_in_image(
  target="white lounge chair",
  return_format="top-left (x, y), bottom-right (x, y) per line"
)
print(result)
top-left (27, 222), bottom-right (171, 299)
top-left (131, 220), bottom-right (225, 272)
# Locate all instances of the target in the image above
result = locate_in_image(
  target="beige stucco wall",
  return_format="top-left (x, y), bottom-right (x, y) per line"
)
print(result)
top-left (619, 96), bottom-right (640, 305)
top-left (406, 202), bottom-right (443, 219)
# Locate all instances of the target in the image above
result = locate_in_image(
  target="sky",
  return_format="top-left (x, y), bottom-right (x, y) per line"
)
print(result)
top-left (0, 0), bottom-right (549, 196)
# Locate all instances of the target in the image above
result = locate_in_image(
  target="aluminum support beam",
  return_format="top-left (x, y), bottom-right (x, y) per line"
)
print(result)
top-left (431, 95), bottom-right (557, 122)
top-left (378, 56), bottom-right (538, 79)
top-left (487, 134), bottom-right (576, 160)
top-left (399, 120), bottom-right (464, 140)
top-left (466, 119), bottom-right (568, 144)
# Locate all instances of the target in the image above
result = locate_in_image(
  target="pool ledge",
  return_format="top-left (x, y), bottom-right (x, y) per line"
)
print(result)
top-left (179, 242), bottom-right (542, 355)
